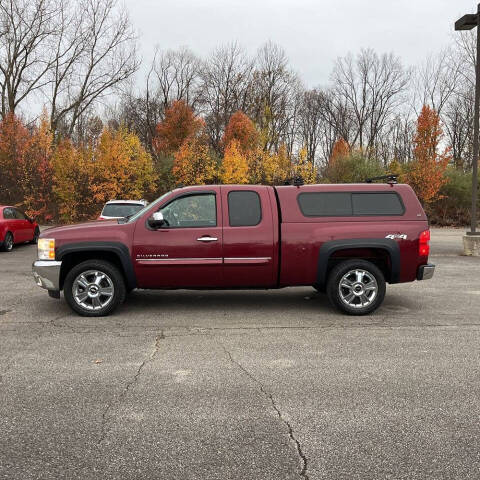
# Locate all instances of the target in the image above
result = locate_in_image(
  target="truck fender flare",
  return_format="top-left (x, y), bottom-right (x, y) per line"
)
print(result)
top-left (56, 241), bottom-right (137, 290)
top-left (316, 238), bottom-right (400, 289)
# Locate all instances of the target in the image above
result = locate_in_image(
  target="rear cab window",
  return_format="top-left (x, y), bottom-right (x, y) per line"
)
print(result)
top-left (297, 191), bottom-right (405, 217)
top-left (228, 191), bottom-right (262, 226)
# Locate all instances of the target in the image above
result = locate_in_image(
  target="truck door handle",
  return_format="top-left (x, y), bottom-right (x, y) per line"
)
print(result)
top-left (197, 236), bottom-right (218, 242)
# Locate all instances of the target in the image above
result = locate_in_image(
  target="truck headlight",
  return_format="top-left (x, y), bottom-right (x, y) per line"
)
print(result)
top-left (38, 238), bottom-right (55, 260)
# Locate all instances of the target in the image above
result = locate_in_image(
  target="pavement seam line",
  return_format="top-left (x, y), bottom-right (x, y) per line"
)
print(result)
top-left (98, 330), bottom-right (165, 445)
top-left (221, 344), bottom-right (310, 480)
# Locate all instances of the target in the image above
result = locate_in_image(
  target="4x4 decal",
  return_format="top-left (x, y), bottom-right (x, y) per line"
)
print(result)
top-left (385, 234), bottom-right (407, 240)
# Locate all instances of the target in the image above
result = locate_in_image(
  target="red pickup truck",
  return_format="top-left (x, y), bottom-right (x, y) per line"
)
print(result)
top-left (32, 183), bottom-right (434, 316)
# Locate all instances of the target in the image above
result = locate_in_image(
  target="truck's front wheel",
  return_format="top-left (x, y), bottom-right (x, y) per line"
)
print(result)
top-left (64, 260), bottom-right (126, 317)
top-left (326, 260), bottom-right (385, 315)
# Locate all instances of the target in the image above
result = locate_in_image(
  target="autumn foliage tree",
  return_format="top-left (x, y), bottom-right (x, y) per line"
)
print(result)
top-left (173, 136), bottom-right (218, 186)
top-left (294, 147), bottom-right (318, 184)
top-left (325, 137), bottom-right (350, 181)
top-left (89, 127), bottom-right (157, 206)
top-left (247, 144), bottom-right (292, 185)
top-left (222, 111), bottom-right (259, 154)
top-left (268, 144), bottom-right (293, 184)
top-left (330, 138), bottom-right (350, 164)
top-left (0, 113), bottom-right (31, 206)
top-left (23, 113), bottom-right (55, 220)
top-left (221, 140), bottom-right (249, 184)
top-left (154, 100), bottom-right (204, 156)
top-left (406, 105), bottom-right (450, 204)
top-left (52, 139), bottom-right (92, 222)
top-left (53, 127), bottom-right (157, 222)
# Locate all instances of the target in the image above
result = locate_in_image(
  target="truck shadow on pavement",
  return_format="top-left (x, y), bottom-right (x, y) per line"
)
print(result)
top-left (124, 288), bottom-right (333, 313)
top-left (27, 286), bottom-right (420, 328)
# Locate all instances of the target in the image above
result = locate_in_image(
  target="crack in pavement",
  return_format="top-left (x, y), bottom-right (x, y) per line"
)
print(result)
top-left (97, 330), bottom-right (165, 445)
top-left (221, 344), bottom-right (310, 480)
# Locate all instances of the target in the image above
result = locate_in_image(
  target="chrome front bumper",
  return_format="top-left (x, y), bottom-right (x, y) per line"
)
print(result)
top-left (32, 260), bottom-right (62, 291)
top-left (417, 263), bottom-right (435, 281)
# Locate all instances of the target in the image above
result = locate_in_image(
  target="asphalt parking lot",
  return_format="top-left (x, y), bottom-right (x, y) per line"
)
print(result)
top-left (1, 228), bottom-right (480, 480)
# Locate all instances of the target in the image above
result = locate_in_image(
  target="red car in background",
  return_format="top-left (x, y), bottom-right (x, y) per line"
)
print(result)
top-left (0, 206), bottom-right (40, 252)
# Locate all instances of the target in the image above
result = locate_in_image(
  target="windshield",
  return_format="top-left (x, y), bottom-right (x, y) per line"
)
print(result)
top-left (126, 192), bottom-right (171, 223)
top-left (101, 203), bottom-right (144, 218)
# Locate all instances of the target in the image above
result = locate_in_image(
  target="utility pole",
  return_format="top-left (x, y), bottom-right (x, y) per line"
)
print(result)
top-left (456, 4), bottom-right (480, 254)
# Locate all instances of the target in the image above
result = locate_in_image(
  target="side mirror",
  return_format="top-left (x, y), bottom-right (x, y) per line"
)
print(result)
top-left (148, 211), bottom-right (165, 229)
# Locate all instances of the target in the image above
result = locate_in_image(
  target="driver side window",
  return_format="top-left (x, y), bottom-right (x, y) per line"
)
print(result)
top-left (159, 194), bottom-right (216, 228)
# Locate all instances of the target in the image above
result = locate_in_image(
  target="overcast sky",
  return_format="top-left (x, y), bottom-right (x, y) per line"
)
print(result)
top-left (123, 0), bottom-right (477, 88)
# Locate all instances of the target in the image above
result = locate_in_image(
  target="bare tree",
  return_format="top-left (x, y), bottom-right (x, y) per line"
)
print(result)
top-left (443, 31), bottom-right (476, 170)
top-left (413, 49), bottom-right (460, 115)
top-left (453, 30), bottom-right (476, 87)
top-left (251, 41), bottom-right (300, 152)
top-left (115, 79), bottom-right (164, 154)
top-left (48, 0), bottom-right (138, 135)
top-left (199, 42), bottom-right (254, 150)
top-left (297, 88), bottom-right (327, 164)
top-left (444, 86), bottom-right (474, 170)
top-left (0, 0), bottom-right (58, 117)
top-left (331, 48), bottom-right (409, 155)
top-left (375, 113), bottom-right (415, 167)
top-left (152, 46), bottom-right (202, 111)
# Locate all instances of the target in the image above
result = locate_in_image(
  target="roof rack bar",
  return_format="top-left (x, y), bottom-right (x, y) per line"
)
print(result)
top-left (283, 176), bottom-right (304, 186)
top-left (365, 174), bottom-right (398, 184)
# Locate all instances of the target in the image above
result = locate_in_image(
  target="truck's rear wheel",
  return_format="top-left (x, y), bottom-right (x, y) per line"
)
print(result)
top-left (326, 259), bottom-right (385, 315)
top-left (64, 260), bottom-right (126, 317)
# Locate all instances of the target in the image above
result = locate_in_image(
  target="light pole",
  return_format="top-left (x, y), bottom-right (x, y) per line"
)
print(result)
top-left (456, 5), bottom-right (480, 254)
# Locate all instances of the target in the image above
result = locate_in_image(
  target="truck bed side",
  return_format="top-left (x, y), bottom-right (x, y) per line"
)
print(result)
top-left (274, 184), bottom-right (429, 287)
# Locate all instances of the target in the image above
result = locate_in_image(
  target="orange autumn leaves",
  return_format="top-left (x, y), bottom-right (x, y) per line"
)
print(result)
top-left (219, 112), bottom-right (307, 185)
top-left (155, 103), bottom-right (311, 186)
top-left (0, 113), bottom-right (156, 222)
top-left (173, 137), bottom-right (218, 186)
top-left (53, 128), bottom-right (156, 222)
top-left (0, 99), bottom-right (451, 224)
top-left (406, 105), bottom-right (450, 204)
top-left (154, 100), bottom-right (204, 156)
top-left (327, 106), bottom-right (450, 205)
top-left (0, 113), bottom-right (54, 220)
top-left (222, 140), bottom-right (249, 184)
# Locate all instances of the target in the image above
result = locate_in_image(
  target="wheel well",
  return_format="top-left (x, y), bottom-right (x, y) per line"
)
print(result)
top-left (59, 251), bottom-right (126, 290)
top-left (326, 248), bottom-right (392, 283)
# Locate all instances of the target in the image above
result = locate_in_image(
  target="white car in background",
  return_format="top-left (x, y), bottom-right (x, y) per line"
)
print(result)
top-left (98, 200), bottom-right (147, 220)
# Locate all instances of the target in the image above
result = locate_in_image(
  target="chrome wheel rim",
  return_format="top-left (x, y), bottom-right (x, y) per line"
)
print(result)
top-left (338, 269), bottom-right (378, 309)
top-left (72, 270), bottom-right (114, 311)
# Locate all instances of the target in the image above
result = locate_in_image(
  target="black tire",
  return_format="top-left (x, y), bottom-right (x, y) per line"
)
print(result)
top-left (30, 227), bottom-right (40, 244)
top-left (64, 260), bottom-right (126, 317)
top-left (326, 259), bottom-right (386, 316)
top-left (1, 232), bottom-right (14, 252)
